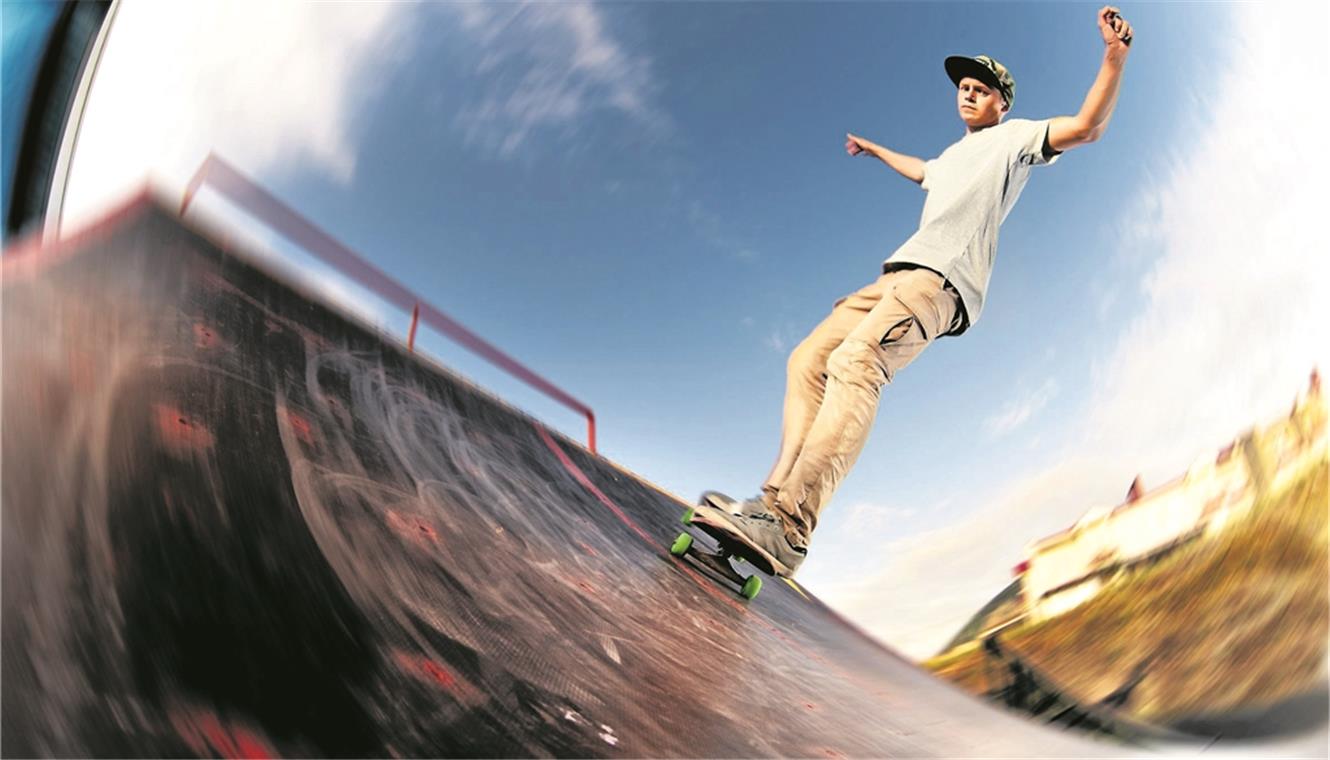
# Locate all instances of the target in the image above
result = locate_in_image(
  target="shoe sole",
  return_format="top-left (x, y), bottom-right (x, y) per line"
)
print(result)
top-left (687, 504), bottom-right (794, 578)
top-left (700, 492), bottom-right (763, 518)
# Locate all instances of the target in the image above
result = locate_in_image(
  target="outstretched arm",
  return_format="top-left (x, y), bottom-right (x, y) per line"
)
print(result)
top-left (1048, 6), bottom-right (1134, 152)
top-left (845, 133), bottom-right (926, 184)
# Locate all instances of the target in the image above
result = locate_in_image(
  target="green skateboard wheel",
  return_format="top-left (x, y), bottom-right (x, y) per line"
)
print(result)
top-left (670, 532), bottom-right (694, 557)
top-left (681, 507), bottom-right (695, 525)
top-left (741, 574), bottom-right (762, 599)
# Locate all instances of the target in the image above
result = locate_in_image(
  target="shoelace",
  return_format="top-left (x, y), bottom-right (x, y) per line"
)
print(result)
top-left (735, 509), bottom-right (808, 555)
top-left (737, 511), bottom-right (781, 526)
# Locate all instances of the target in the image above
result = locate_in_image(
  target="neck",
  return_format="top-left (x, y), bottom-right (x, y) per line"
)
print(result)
top-left (965, 118), bottom-right (1001, 135)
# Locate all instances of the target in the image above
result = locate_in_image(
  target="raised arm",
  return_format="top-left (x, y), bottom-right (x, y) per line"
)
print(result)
top-left (1048, 6), bottom-right (1134, 152)
top-left (845, 133), bottom-right (926, 185)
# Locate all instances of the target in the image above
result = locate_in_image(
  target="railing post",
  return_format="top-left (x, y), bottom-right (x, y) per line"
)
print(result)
top-left (407, 302), bottom-right (419, 353)
top-left (587, 412), bottom-right (597, 454)
top-left (180, 153), bottom-right (215, 215)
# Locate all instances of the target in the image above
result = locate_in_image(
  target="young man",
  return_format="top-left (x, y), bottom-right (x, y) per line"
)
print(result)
top-left (695, 6), bottom-right (1135, 577)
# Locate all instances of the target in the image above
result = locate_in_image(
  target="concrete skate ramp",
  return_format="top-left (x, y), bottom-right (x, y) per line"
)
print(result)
top-left (2, 193), bottom-right (1181, 757)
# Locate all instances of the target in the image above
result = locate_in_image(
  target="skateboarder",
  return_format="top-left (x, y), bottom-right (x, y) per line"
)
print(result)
top-left (696, 6), bottom-right (1135, 577)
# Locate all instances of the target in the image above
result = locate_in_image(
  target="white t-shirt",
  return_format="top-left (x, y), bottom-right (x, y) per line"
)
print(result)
top-left (883, 117), bottom-right (1060, 335)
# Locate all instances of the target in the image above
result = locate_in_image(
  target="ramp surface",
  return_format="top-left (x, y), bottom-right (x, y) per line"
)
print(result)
top-left (4, 195), bottom-right (1159, 757)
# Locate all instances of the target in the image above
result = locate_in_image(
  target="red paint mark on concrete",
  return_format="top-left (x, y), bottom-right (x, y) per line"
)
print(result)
top-left (194, 323), bottom-right (221, 349)
top-left (169, 708), bottom-right (277, 759)
top-left (576, 541), bottom-right (599, 558)
top-left (820, 748), bottom-right (845, 758)
top-left (197, 715), bottom-right (241, 759)
top-left (284, 410), bottom-right (313, 445)
top-left (386, 510), bottom-right (440, 548)
top-left (392, 650), bottom-right (484, 706)
top-left (231, 731), bottom-right (275, 760)
top-left (804, 701), bottom-right (818, 711)
top-left (153, 405), bottom-right (215, 455)
top-left (578, 581), bottom-right (597, 596)
top-left (420, 659), bottom-right (456, 689)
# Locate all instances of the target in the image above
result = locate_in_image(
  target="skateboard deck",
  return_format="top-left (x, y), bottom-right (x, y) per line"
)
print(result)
top-left (668, 504), bottom-right (785, 600)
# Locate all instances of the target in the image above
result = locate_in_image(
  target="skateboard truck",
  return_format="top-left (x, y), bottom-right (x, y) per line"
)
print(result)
top-left (670, 508), bottom-right (765, 600)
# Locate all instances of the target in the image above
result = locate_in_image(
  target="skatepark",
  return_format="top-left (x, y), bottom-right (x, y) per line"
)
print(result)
top-left (3, 187), bottom-right (1325, 757)
top-left (4, 3), bottom-right (1326, 756)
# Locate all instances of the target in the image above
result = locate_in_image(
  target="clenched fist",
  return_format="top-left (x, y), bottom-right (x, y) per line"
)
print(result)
top-left (846, 133), bottom-right (871, 157)
top-left (1098, 6), bottom-right (1134, 51)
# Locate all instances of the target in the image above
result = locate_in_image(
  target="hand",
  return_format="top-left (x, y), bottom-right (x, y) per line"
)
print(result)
top-left (846, 133), bottom-right (871, 157)
top-left (1098, 6), bottom-right (1133, 51)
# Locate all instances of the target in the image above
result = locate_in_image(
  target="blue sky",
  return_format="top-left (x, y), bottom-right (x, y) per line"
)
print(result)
top-left (58, 1), bottom-right (1328, 659)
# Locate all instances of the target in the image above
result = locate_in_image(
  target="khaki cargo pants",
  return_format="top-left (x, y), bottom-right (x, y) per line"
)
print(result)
top-left (762, 267), bottom-right (960, 547)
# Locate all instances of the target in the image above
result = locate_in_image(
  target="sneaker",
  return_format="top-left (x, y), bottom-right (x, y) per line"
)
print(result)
top-left (690, 503), bottom-right (808, 577)
top-left (699, 490), bottom-right (770, 518)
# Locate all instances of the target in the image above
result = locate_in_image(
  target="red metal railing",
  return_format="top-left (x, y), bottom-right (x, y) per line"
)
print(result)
top-left (181, 154), bottom-right (597, 453)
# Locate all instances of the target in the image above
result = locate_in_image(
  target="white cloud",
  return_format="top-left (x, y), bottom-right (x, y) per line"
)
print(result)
top-left (444, 2), bottom-right (665, 158)
top-left (840, 500), bottom-right (919, 536)
top-left (984, 378), bottom-right (1059, 438)
top-left (816, 2), bottom-right (1330, 661)
top-left (809, 458), bottom-right (1127, 659)
top-left (62, 1), bottom-right (411, 227)
top-left (686, 198), bottom-right (755, 260)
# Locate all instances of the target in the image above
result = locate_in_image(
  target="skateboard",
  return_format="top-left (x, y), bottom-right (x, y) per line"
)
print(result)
top-left (669, 505), bottom-right (782, 600)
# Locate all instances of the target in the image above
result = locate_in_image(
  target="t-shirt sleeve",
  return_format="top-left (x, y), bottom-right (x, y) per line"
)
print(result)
top-left (921, 157), bottom-right (937, 190)
top-left (1014, 118), bottom-right (1061, 167)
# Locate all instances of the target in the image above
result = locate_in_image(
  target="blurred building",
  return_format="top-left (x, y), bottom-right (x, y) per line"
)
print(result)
top-left (1015, 369), bottom-right (1326, 623)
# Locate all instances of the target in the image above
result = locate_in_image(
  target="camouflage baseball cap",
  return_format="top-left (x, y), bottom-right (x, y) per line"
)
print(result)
top-left (945, 54), bottom-right (1015, 110)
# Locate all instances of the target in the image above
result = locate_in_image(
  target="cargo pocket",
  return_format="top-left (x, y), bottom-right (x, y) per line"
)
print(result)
top-left (878, 316), bottom-right (916, 348)
top-left (888, 271), bottom-right (952, 342)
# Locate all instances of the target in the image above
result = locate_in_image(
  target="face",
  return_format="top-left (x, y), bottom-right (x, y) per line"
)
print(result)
top-left (956, 76), bottom-right (1007, 128)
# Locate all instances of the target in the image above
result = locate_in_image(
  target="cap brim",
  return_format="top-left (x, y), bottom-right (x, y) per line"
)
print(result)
top-left (945, 56), bottom-right (1003, 94)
